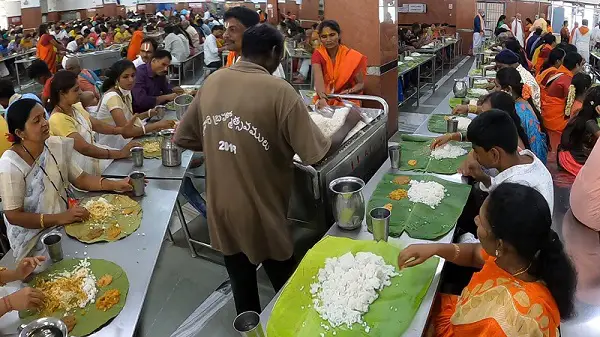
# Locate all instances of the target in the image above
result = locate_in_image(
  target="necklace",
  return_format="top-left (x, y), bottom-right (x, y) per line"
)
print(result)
top-left (21, 143), bottom-right (71, 209)
top-left (511, 262), bottom-right (532, 277)
top-left (55, 105), bottom-right (95, 141)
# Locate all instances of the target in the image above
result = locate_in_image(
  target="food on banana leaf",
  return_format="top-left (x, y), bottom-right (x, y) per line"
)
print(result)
top-left (140, 138), bottom-right (161, 158)
top-left (388, 189), bottom-right (408, 201)
top-left (66, 194), bottom-right (142, 244)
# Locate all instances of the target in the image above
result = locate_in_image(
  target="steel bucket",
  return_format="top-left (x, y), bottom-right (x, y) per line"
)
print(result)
top-left (174, 94), bottom-right (194, 120)
top-left (453, 79), bottom-right (468, 98)
top-left (329, 177), bottom-right (365, 230)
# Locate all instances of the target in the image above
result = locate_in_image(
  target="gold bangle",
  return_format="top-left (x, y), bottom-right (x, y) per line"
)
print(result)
top-left (99, 177), bottom-right (106, 190)
top-left (40, 214), bottom-right (44, 229)
top-left (452, 243), bottom-right (460, 261)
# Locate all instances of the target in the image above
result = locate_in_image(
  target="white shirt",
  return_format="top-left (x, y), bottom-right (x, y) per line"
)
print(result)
top-left (479, 149), bottom-right (554, 215)
top-left (66, 40), bottom-right (79, 52)
top-left (204, 34), bottom-right (220, 65)
top-left (133, 55), bottom-right (145, 68)
top-left (163, 33), bottom-right (189, 63)
top-left (203, 11), bottom-right (211, 20)
top-left (592, 26), bottom-right (600, 44)
top-left (185, 25), bottom-right (201, 50)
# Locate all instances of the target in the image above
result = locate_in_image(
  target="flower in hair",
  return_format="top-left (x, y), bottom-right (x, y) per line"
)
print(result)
top-left (521, 84), bottom-right (532, 100)
top-left (5, 133), bottom-right (14, 143)
top-left (591, 101), bottom-right (595, 106)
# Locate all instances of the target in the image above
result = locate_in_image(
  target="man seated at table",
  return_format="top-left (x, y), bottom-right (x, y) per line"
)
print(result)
top-left (66, 35), bottom-right (84, 53)
top-left (174, 24), bottom-right (362, 315)
top-left (457, 109), bottom-right (554, 234)
top-left (132, 49), bottom-right (184, 113)
top-left (133, 37), bottom-right (158, 68)
top-left (64, 56), bottom-right (101, 101)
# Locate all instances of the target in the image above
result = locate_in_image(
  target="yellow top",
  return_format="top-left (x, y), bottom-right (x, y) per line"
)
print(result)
top-left (114, 32), bottom-right (125, 44)
top-left (122, 30), bottom-right (132, 41)
top-left (0, 115), bottom-right (12, 157)
top-left (48, 104), bottom-right (93, 138)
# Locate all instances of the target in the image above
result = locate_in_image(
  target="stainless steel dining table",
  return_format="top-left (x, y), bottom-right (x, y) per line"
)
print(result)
top-left (0, 179), bottom-right (183, 337)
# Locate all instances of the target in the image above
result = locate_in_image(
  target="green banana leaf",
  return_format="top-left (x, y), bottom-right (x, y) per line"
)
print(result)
top-left (267, 236), bottom-right (439, 337)
top-left (367, 174), bottom-right (471, 239)
top-left (469, 68), bottom-right (482, 76)
top-left (398, 134), bottom-right (471, 174)
top-left (20, 259), bottom-right (129, 337)
top-left (65, 194), bottom-right (142, 244)
top-left (428, 114), bottom-right (471, 134)
top-left (466, 88), bottom-right (489, 99)
top-left (448, 98), bottom-right (463, 110)
top-left (140, 137), bottom-right (161, 159)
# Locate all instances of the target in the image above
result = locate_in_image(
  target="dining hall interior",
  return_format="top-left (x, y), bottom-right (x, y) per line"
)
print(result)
top-left (0, 0), bottom-right (598, 336)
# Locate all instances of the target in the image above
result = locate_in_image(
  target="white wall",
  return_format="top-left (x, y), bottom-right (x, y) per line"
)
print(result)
top-left (47, 0), bottom-right (102, 11)
top-left (2, 0), bottom-right (22, 16)
top-left (20, 0), bottom-right (39, 9)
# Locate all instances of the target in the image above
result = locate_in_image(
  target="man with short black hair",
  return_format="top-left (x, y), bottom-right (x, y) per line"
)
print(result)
top-left (27, 59), bottom-right (53, 105)
top-left (461, 109), bottom-right (553, 213)
top-left (132, 49), bottom-right (183, 113)
top-left (223, 7), bottom-right (286, 77)
top-left (174, 24), bottom-right (362, 314)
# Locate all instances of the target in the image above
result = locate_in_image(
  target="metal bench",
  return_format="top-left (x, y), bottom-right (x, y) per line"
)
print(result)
top-left (168, 50), bottom-right (205, 86)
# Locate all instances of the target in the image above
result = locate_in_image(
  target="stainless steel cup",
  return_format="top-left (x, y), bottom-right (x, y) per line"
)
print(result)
top-left (130, 147), bottom-right (144, 167)
top-left (41, 232), bottom-right (63, 262)
top-left (446, 118), bottom-right (459, 133)
top-left (388, 144), bottom-right (401, 169)
top-left (370, 207), bottom-right (391, 242)
top-left (129, 171), bottom-right (146, 197)
top-left (233, 311), bottom-right (265, 337)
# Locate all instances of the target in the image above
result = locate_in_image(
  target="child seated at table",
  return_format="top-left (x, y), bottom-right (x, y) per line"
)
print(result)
top-left (456, 110), bottom-right (554, 235)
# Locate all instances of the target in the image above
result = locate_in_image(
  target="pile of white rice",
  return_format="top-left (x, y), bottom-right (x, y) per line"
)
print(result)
top-left (407, 180), bottom-right (447, 209)
top-left (454, 116), bottom-right (472, 131)
top-left (309, 107), bottom-right (366, 142)
top-left (430, 143), bottom-right (467, 160)
top-left (469, 88), bottom-right (489, 96)
top-left (310, 252), bottom-right (398, 330)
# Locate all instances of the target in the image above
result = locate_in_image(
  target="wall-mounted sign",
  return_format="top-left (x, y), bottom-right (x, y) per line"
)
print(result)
top-left (398, 3), bottom-right (426, 13)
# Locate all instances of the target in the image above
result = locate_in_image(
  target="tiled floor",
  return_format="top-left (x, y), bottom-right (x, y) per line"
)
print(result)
top-left (135, 57), bottom-right (478, 337)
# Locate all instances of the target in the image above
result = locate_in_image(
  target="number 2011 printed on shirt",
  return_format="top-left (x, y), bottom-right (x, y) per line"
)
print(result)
top-left (218, 141), bottom-right (237, 154)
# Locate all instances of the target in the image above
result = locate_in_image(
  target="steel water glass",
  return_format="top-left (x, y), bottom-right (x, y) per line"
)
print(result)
top-left (329, 177), bottom-right (366, 230)
top-left (131, 147), bottom-right (144, 167)
top-left (446, 119), bottom-right (459, 133)
top-left (41, 232), bottom-right (63, 262)
top-left (388, 144), bottom-right (401, 169)
top-left (369, 207), bottom-right (391, 242)
top-left (129, 171), bottom-right (146, 197)
top-left (233, 311), bottom-right (265, 337)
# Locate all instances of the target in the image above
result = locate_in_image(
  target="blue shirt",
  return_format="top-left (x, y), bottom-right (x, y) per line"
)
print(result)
top-left (474, 16), bottom-right (482, 33)
top-left (8, 93), bottom-right (50, 119)
top-left (132, 63), bottom-right (172, 113)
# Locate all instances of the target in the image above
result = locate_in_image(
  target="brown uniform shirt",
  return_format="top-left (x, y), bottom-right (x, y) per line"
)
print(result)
top-left (174, 61), bottom-right (331, 264)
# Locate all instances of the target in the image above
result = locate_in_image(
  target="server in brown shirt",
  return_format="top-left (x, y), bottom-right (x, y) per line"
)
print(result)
top-left (174, 24), bottom-right (362, 314)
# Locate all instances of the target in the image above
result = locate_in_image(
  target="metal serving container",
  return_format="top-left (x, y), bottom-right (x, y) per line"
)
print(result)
top-left (288, 94), bottom-right (389, 233)
top-left (329, 177), bottom-right (366, 230)
top-left (174, 94), bottom-right (194, 120)
top-left (159, 129), bottom-right (181, 167)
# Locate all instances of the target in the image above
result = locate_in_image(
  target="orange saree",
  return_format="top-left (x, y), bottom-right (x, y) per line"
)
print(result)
top-left (126, 30), bottom-right (144, 61)
top-left (534, 45), bottom-right (552, 74)
top-left (540, 65), bottom-right (572, 130)
top-left (36, 34), bottom-right (57, 74)
top-left (313, 45), bottom-right (367, 106)
top-left (434, 250), bottom-right (560, 337)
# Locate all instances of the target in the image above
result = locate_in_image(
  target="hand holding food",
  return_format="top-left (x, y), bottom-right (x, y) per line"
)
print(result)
top-left (6, 287), bottom-right (45, 311)
top-left (316, 98), bottom-right (328, 110)
top-left (431, 133), bottom-right (459, 149)
top-left (108, 178), bottom-right (134, 193)
top-left (15, 256), bottom-right (46, 280)
top-left (60, 206), bottom-right (90, 225)
top-left (397, 244), bottom-right (438, 269)
top-left (452, 104), bottom-right (469, 115)
top-left (157, 119), bottom-right (177, 130)
top-left (173, 87), bottom-right (185, 95)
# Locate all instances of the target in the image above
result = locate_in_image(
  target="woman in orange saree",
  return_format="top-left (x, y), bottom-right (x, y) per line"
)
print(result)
top-left (312, 20), bottom-right (367, 109)
top-left (532, 34), bottom-right (556, 74)
top-left (398, 183), bottom-right (576, 337)
top-left (36, 24), bottom-right (65, 74)
top-left (126, 24), bottom-right (145, 61)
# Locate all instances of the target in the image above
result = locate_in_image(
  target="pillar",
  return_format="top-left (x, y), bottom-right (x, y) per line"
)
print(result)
top-left (456, 0), bottom-right (476, 54)
top-left (325, 0), bottom-right (399, 136)
top-left (267, 0), bottom-right (279, 25)
top-left (299, 0), bottom-right (319, 25)
top-left (21, 0), bottom-right (42, 29)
